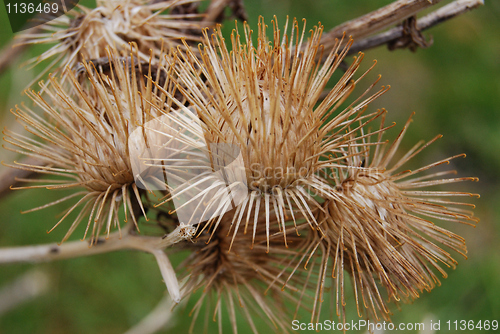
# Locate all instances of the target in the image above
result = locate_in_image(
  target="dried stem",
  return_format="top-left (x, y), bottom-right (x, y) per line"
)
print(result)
top-left (0, 224), bottom-right (193, 302)
top-left (348, 0), bottom-right (485, 54)
top-left (321, 0), bottom-right (444, 50)
top-left (0, 231), bottom-right (156, 264)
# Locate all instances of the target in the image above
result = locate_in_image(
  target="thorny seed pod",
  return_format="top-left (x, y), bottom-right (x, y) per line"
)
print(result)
top-left (153, 17), bottom-right (389, 252)
top-left (178, 212), bottom-right (309, 334)
top-left (18, 0), bottom-right (204, 86)
top-left (283, 112), bottom-right (479, 324)
top-left (3, 47), bottom-right (177, 244)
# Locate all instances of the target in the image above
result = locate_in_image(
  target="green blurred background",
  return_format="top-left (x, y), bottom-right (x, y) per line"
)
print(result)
top-left (0, 0), bottom-right (499, 333)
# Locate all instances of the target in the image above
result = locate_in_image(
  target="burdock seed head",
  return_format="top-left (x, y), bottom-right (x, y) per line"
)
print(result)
top-left (18, 0), bottom-right (204, 86)
top-left (154, 17), bottom-right (389, 252)
top-left (178, 212), bottom-right (307, 334)
top-left (295, 112), bottom-right (479, 323)
top-left (3, 47), bottom-right (175, 244)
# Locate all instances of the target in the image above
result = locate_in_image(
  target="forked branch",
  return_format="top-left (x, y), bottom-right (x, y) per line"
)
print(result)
top-left (348, 0), bottom-right (485, 54)
top-left (0, 224), bottom-right (196, 303)
top-left (320, 0), bottom-right (483, 54)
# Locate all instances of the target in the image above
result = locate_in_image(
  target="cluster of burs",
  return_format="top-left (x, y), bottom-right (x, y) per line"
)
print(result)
top-left (3, 1), bottom-right (479, 332)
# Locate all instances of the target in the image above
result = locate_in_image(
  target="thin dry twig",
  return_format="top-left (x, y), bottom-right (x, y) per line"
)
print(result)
top-left (0, 224), bottom-right (195, 302)
top-left (321, 0), bottom-right (444, 51)
top-left (0, 231), bottom-right (158, 264)
top-left (0, 225), bottom-right (193, 264)
top-left (349, 0), bottom-right (485, 54)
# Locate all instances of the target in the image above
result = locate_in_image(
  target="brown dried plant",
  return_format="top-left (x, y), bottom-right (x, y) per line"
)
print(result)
top-left (178, 213), bottom-right (309, 334)
top-left (277, 112), bottom-right (479, 325)
top-left (17, 0), bottom-right (204, 86)
top-left (2, 47), bottom-right (177, 244)
top-left (0, 1), bottom-right (483, 333)
top-left (154, 17), bottom-right (389, 254)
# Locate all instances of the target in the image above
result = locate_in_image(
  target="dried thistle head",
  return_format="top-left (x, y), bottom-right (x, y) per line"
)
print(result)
top-left (18, 0), bottom-right (204, 85)
top-left (293, 112), bottom-right (479, 323)
top-left (2, 48), bottom-right (176, 243)
top-left (153, 17), bottom-right (388, 252)
top-left (178, 212), bottom-right (307, 334)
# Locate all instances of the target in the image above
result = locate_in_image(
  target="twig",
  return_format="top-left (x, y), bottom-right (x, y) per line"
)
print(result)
top-left (348, 0), bottom-right (485, 54)
top-left (0, 231), bottom-right (155, 264)
top-left (0, 224), bottom-right (194, 302)
top-left (321, 0), bottom-right (444, 51)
